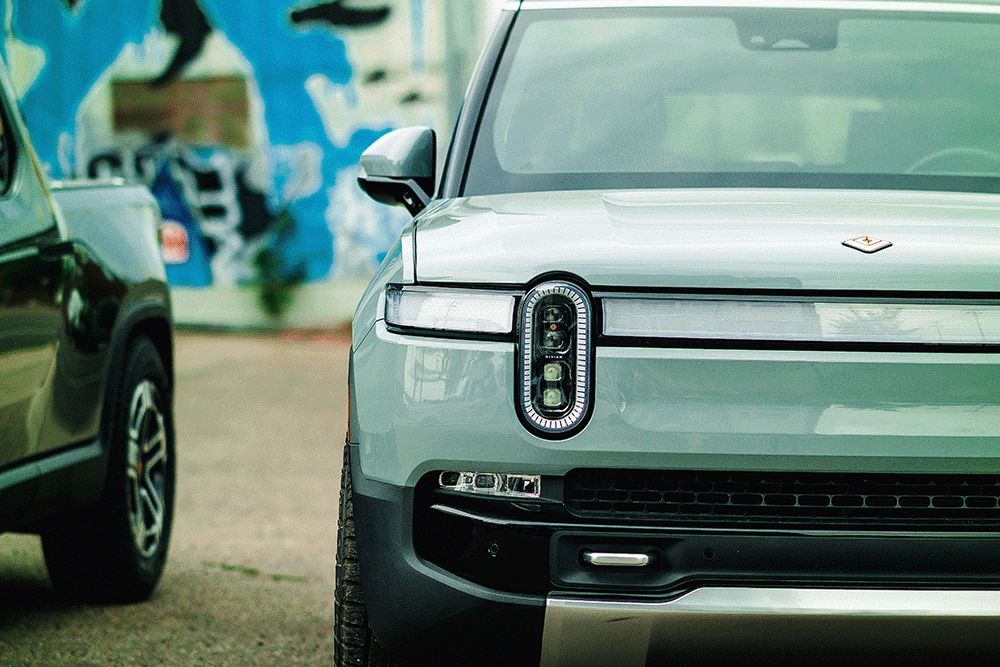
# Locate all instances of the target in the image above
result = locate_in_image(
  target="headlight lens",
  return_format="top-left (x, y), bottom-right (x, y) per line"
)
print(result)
top-left (384, 286), bottom-right (516, 335)
top-left (518, 281), bottom-right (593, 438)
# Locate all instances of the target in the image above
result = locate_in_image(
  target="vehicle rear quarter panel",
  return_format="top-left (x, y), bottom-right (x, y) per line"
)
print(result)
top-left (40, 184), bottom-right (169, 451)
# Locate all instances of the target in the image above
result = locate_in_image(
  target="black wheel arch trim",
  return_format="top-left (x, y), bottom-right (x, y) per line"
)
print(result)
top-left (106, 300), bottom-right (174, 405)
top-left (347, 443), bottom-right (545, 663)
top-left (92, 300), bottom-right (174, 497)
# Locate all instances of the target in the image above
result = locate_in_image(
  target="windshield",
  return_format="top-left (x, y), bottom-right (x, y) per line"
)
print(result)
top-left (463, 6), bottom-right (1000, 196)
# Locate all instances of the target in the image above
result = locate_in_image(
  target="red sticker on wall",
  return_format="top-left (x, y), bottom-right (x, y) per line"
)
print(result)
top-left (159, 221), bottom-right (190, 265)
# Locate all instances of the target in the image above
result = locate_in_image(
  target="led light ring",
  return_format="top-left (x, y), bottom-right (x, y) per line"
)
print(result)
top-left (519, 281), bottom-right (592, 436)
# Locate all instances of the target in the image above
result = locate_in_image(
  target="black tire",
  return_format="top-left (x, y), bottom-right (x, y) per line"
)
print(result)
top-left (335, 441), bottom-right (391, 667)
top-left (42, 336), bottom-right (175, 603)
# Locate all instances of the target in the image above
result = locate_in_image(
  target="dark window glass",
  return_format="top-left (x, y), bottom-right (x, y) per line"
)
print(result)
top-left (465, 8), bottom-right (1000, 195)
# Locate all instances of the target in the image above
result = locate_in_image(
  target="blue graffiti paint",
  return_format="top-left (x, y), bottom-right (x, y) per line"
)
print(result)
top-left (5, 0), bottom-right (407, 284)
top-left (8, 0), bottom-right (159, 173)
top-left (202, 0), bottom-right (373, 281)
top-left (150, 164), bottom-right (214, 287)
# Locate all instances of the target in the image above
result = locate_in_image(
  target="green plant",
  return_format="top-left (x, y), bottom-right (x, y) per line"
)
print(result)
top-left (252, 208), bottom-right (306, 319)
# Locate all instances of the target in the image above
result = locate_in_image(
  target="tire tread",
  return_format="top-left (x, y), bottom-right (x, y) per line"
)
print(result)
top-left (334, 440), bottom-right (388, 667)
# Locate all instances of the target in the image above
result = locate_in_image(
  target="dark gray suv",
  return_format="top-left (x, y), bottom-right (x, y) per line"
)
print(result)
top-left (0, 57), bottom-right (175, 602)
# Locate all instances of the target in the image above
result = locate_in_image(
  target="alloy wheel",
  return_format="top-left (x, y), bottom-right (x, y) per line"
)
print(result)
top-left (126, 380), bottom-right (169, 558)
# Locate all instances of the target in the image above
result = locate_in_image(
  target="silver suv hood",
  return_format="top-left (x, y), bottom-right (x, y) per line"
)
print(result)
top-left (414, 189), bottom-right (1000, 292)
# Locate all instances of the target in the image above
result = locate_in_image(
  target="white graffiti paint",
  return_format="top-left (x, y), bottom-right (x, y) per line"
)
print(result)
top-left (327, 165), bottom-right (408, 278)
top-left (308, 0), bottom-right (447, 277)
top-left (273, 142), bottom-right (324, 202)
top-left (1, 0), bottom-right (46, 97)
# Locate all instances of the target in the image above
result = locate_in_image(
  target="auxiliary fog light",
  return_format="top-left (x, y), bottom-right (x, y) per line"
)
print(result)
top-left (543, 363), bottom-right (564, 382)
top-left (438, 471), bottom-right (541, 499)
top-left (542, 388), bottom-right (565, 408)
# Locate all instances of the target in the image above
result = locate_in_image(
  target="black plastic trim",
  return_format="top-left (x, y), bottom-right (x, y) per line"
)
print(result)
top-left (357, 175), bottom-right (432, 217)
top-left (0, 438), bottom-right (103, 531)
top-left (549, 530), bottom-right (1000, 594)
top-left (109, 300), bottom-right (173, 391)
top-left (384, 322), bottom-right (516, 344)
top-left (347, 354), bottom-right (359, 446)
top-left (429, 502), bottom-right (1000, 539)
top-left (349, 444), bottom-right (544, 664)
top-left (422, 500), bottom-right (1000, 598)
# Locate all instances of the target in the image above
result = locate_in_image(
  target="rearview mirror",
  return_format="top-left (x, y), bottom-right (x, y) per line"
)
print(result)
top-left (357, 126), bottom-right (436, 216)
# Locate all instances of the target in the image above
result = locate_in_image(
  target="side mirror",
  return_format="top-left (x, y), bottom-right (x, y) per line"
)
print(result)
top-left (358, 126), bottom-right (436, 216)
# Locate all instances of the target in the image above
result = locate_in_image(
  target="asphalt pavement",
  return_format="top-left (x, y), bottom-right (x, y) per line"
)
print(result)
top-left (0, 332), bottom-right (349, 665)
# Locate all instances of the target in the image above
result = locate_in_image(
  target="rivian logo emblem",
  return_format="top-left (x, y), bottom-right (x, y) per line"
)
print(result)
top-left (843, 235), bottom-right (892, 254)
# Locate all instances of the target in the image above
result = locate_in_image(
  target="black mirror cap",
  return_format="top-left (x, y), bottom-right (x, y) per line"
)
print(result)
top-left (357, 126), bottom-right (436, 216)
top-left (357, 174), bottom-right (432, 217)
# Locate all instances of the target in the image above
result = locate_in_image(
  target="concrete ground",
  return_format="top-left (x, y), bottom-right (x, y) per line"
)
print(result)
top-left (0, 332), bottom-right (349, 666)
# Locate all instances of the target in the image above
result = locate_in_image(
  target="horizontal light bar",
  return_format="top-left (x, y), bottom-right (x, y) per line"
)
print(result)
top-left (385, 286), bottom-right (516, 335)
top-left (438, 471), bottom-right (542, 499)
top-left (603, 297), bottom-right (1000, 345)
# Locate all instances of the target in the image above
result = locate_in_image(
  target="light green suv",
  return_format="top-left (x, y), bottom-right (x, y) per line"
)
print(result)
top-left (336, 2), bottom-right (1000, 665)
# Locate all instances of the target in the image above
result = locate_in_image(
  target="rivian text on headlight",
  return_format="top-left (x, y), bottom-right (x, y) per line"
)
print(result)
top-left (518, 281), bottom-right (593, 438)
top-left (384, 285), bottom-right (516, 335)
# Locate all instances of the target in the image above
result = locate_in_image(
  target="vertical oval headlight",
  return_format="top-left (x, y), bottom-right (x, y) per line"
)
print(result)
top-left (518, 281), bottom-right (593, 438)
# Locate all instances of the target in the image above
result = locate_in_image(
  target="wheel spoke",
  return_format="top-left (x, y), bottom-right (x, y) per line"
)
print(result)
top-left (141, 474), bottom-right (164, 515)
top-left (131, 486), bottom-right (144, 537)
top-left (125, 380), bottom-right (168, 557)
top-left (143, 417), bottom-right (167, 462)
top-left (128, 384), bottom-right (149, 438)
top-left (141, 471), bottom-right (165, 544)
top-left (145, 442), bottom-right (166, 469)
top-left (139, 487), bottom-right (163, 536)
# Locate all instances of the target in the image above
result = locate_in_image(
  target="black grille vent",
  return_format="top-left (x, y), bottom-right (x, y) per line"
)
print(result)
top-left (565, 469), bottom-right (1000, 529)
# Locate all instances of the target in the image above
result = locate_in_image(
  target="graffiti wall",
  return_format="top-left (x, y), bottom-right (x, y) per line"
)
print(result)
top-left (2, 0), bottom-right (452, 289)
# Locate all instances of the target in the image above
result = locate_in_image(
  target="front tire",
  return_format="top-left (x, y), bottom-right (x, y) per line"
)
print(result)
top-left (42, 336), bottom-right (175, 603)
top-left (334, 442), bottom-right (391, 667)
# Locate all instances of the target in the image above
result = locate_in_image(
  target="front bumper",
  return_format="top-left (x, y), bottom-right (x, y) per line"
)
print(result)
top-left (351, 445), bottom-right (1000, 665)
